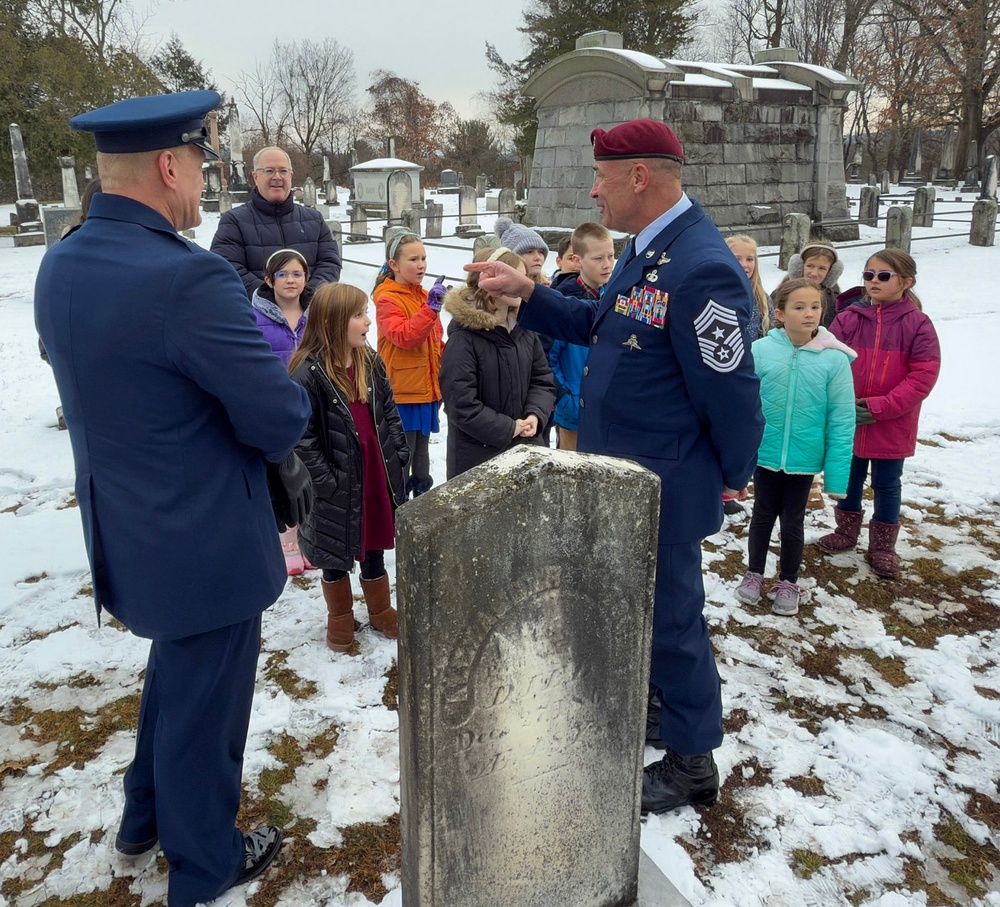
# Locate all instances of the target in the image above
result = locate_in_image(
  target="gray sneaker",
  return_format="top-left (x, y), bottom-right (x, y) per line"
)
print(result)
top-left (770, 580), bottom-right (802, 616)
top-left (734, 571), bottom-right (764, 605)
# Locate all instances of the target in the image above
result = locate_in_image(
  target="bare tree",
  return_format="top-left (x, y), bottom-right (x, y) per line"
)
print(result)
top-left (28, 0), bottom-right (147, 56)
top-left (234, 57), bottom-right (288, 148)
top-left (273, 38), bottom-right (356, 160)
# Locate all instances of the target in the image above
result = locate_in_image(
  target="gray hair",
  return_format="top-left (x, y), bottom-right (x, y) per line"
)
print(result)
top-left (252, 147), bottom-right (292, 170)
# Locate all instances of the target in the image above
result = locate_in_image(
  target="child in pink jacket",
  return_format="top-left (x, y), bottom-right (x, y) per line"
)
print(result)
top-left (817, 249), bottom-right (940, 578)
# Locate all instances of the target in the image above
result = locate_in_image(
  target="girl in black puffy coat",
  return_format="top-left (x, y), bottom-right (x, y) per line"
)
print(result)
top-left (289, 284), bottom-right (409, 653)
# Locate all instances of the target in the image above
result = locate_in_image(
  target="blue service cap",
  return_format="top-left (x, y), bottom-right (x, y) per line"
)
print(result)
top-left (69, 90), bottom-right (221, 159)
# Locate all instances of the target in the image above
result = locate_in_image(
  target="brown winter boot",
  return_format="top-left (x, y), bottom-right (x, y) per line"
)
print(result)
top-left (322, 577), bottom-right (355, 652)
top-left (817, 508), bottom-right (863, 553)
top-left (360, 573), bottom-right (398, 640)
top-left (866, 521), bottom-right (901, 578)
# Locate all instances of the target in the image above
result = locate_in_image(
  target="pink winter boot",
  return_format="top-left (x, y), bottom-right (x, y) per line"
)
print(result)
top-left (817, 509), bottom-right (863, 553)
top-left (866, 521), bottom-right (901, 578)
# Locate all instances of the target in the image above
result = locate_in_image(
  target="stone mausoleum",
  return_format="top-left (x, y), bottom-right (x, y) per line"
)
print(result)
top-left (523, 32), bottom-right (860, 242)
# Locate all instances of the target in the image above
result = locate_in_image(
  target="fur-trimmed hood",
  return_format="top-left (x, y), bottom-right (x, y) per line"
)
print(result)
top-left (800, 325), bottom-right (857, 358)
top-left (443, 286), bottom-right (513, 332)
top-left (787, 251), bottom-right (844, 288)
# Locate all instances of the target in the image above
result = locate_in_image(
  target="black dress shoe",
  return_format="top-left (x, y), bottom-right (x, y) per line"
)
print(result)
top-left (234, 825), bottom-right (283, 886)
top-left (114, 832), bottom-right (158, 856)
top-left (723, 498), bottom-right (746, 516)
top-left (645, 692), bottom-right (668, 750)
top-left (641, 749), bottom-right (719, 814)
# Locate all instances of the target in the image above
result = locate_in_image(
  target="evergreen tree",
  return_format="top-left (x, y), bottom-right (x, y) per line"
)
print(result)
top-left (150, 33), bottom-right (216, 93)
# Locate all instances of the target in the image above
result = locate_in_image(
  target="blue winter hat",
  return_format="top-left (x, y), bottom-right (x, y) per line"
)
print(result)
top-left (70, 90), bottom-right (221, 158)
top-left (494, 216), bottom-right (548, 255)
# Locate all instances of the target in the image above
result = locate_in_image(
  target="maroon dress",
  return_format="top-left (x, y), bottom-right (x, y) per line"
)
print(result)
top-left (348, 366), bottom-right (395, 553)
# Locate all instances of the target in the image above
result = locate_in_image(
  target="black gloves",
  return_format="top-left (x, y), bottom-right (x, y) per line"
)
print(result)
top-left (266, 452), bottom-right (314, 531)
top-left (855, 400), bottom-right (876, 425)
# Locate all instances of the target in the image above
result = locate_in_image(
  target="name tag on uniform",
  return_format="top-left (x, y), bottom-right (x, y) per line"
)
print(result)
top-left (614, 285), bottom-right (669, 329)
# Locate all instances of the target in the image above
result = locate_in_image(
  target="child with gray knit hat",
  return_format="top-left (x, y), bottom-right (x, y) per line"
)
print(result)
top-left (495, 216), bottom-right (550, 284)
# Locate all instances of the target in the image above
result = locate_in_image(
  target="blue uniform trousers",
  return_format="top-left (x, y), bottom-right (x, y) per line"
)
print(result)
top-left (651, 542), bottom-right (723, 755)
top-left (119, 615), bottom-right (262, 907)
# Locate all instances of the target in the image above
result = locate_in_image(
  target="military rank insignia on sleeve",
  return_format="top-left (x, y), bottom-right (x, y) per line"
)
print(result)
top-left (694, 299), bottom-right (745, 372)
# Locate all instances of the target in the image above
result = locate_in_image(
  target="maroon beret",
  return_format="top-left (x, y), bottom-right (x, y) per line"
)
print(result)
top-left (591, 119), bottom-right (684, 163)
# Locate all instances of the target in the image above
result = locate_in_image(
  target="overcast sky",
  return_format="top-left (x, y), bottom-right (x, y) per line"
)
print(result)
top-left (145, 0), bottom-right (532, 119)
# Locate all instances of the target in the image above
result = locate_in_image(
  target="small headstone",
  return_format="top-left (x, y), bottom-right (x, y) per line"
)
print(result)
top-left (497, 188), bottom-right (515, 216)
top-left (388, 170), bottom-right (413, 224)
top-left (349, 205), bottom-right (368, 243)
top-left (979, 155), bottom-right (998, 200)
top-left (881, 170), bottom-right (890, 194)
top-left (858, 186), bottom-right (881, 228)
top-left (58, 156), bottom-right (80, 208)
top-left (401, 208), bottom-right (421, 235)
top-left (218, 190), bottom-right (233, 215)
top-left (486, 195), bottom-right (499, 212)
top-left (326, 218), bottom-right (343, 249)
top-left (302, 177), bottom-right (317, 208)
top-left (40, 205), bottom-right (82, 248)
top-left (962, 141), bottom-right (980, 192)
top-left (867, 173), bottom-right (876, 187)
top-left (970, 198), bottom-right (997, 246)
top-left (325, 179), bottom-right (339, 206)
top-left (848, 145), bottom-right (862, 183)
top-left (473, 234), bottom-right (501, 255)
top-left (912, 186), bottom-right (935, 227)
top-left (458, 185), bottom-right (478, 227)
top-left (396, 446), bottom-right (662, 907)
top-left (424, 201), bottom-right (443, 239)
top-left (885, 205), bottom-right (913, 252)
top-left (181, 229), bottom-right (196, 240)
top-left (475, 174), bottom-right (487, 198)
top-left (779, 212), bottom-right (811, 269)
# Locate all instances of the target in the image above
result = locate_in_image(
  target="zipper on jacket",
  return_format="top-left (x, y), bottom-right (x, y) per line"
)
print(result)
top-left (779, 345), bottom-right (800, 469)
top-left (368, 368), bottom-right (403, 506)
top-left (860, 305), bottom-right (884, 444)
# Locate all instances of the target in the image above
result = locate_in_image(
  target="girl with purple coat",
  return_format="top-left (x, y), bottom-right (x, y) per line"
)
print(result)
top-left (252, 248), bottom-right (310, 366)
top-left (252, 248), bottom-right (312, 573)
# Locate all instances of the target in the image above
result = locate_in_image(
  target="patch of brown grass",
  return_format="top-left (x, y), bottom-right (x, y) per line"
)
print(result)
top-left (305, 725), bottom-right (340, 761)
top-left (935, 812), bottom-right (1000, 899)
top-left (2, 694), bottom-right (140, 776)
top-left (770, 687), bottom-right (889, 736)
top-left (0, 820), bottom-right (84, 901)
top-left (722, 707), bottom-right (751, 735)
top-left (786, 774), bottom-right (826, 797)
top-left (382, 663), bottom-right (398, 711)
top-left (264, 650), bottom-right (318, 700)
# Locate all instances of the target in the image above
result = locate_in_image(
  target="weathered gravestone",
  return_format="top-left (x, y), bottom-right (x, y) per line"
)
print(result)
top-left (970, 198), bottom-right (997, 247)
top-left (902, 127), bottom-right (923, 185)
top-left (455, 185), bottom-right (483, 237)
top-left (858, 186), bottom-right (881, 229)
top-left (8, 123), bottom-right (45, 247)
top-left (980, 155), bottom-right (998, 201)
top-left (389, 170), bottom-right (413, 223)
top-left (886, 205), bottom-right (913, 252)
top-left (936, 126), bottom-right (957, 183)
top-left (778, 212), bottom-right (811, 269)
top-left (59, 156), bottom-right (80, 208)
top-left (40, 206), bottom-right (81, 248)
top-left (396, 447), bottom-right (685, 907)
top-left (497, 187), bottom-right (516, 217)
top-left (348, 205), bottom-right (368, 243)
top-left (302, 176), bottom-right (317, 208)
top-left (913, 186), bottom-right (936, 228)
top-left (424, 201), bottom-right (443, 239)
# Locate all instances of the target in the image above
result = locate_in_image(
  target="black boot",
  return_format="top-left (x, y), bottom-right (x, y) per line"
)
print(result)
top-left (641, 748), bottom-right (719, 814)
top-left (645, 690), bottom-right (668, 750)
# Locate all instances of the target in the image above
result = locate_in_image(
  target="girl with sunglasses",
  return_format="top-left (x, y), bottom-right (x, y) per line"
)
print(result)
top-left (818, 249), bottom-right (941, 578)
top-left (253, 248), bottom-right (312, 574)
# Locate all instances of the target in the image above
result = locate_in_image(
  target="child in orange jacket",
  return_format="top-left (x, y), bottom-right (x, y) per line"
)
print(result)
top-left (373, 232), bottom-right (445, 497)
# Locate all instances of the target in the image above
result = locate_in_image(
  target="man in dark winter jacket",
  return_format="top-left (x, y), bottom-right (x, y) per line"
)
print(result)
top-left (211, 146), bottom-right (342, 298)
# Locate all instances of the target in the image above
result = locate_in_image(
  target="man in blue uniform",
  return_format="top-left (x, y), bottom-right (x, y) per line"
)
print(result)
top-left (34, 91), bottom-right (312, 906)
top-left (468, 119), bottom-right (764, 814)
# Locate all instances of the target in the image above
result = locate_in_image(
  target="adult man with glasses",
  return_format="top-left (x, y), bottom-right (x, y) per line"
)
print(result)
top-left (211, 146), bottom-right (342, 298)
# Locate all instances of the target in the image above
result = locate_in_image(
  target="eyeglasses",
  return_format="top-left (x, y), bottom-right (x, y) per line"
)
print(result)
top-left (256, 167), bottom-right (291, 178)
top-left (862, 270), bottom-right (898, 282)
top-left (275, 270), bottom-right (305, 280)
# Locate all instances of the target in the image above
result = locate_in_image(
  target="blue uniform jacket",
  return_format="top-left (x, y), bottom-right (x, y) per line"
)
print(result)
top-left (34, 194), bottom-right (311, 640)
top-left (520, 200), bottom-right (764, 544)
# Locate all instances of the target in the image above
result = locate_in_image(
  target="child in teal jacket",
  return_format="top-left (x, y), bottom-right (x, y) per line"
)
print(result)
top-left (736, 278), bottom-right (856, 616)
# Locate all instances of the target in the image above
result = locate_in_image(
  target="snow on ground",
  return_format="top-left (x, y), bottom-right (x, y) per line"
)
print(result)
top-left (1, 186), bottom-right (999, 906)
